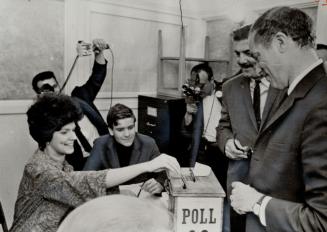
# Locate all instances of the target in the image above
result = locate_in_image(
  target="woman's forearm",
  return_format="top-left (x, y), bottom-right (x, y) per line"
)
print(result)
top-left (105, 162), bottom-right (150, 188)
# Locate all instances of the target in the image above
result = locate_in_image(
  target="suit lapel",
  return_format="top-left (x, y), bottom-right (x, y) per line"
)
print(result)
top-left (261, 94), bottom-right (295, 133)
top-left (106, 136), bottom-right (121, 168)
top-left (129, 134), bottom-right (142, 165)
top-left (240, 78), bottom-right (258, 131)
top-left (260, 64), bottom-right (326, 134)
top-left (259, 87), bottom-right (279, 132)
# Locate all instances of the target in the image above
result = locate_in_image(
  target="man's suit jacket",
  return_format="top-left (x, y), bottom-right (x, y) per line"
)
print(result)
top-left (246, 64), bottom-right (327, 232)
top-left (83, 133), bottom-right (164, 186)
top-left (65, 61), bottom-right (109, 170)
top-left (217, 74), bottom-right (278, 196)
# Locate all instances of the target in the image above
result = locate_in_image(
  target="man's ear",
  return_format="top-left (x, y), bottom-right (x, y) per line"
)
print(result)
top-left (109, 128), bottom-right (114, 136)
top-left (273, 32), bottom-right (288, 53)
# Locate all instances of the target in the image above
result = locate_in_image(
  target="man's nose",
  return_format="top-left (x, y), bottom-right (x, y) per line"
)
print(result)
top-left (239, 53), bottom-right (248, 63)
top-left (123, 129), bottom-right (130, 137)
top-left (71, 131), bottom-right (77, 140)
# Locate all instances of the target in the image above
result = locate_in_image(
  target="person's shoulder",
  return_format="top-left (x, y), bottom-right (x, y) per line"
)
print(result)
top-left (222, 72), bottom-right (246, 92)
top-left (136, 133), bottom-right (156, 144)
top-left (25, 150), bottom-right (57, 176)
top-left (94, 134), bottom-right (111, 145)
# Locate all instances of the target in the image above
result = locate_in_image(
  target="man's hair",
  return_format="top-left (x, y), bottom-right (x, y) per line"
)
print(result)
top-left (250, 6), bottom-right (314, 48)
top-left (27, 93), bottom-right (83, 151)
top-left (32, 71), bottom-right (57, 94)
top-left (233, 24), bottom-right (251, 41)
top-left (190, 62), bottom-right (213, 81)
top-left (107, 103), bottom-right (136, 129)
top-left (57, 195), bottom-right (172, 232)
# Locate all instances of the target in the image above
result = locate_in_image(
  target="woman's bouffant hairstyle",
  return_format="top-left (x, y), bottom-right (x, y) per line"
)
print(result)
top-left (27, 93), bottom-right (83, 151)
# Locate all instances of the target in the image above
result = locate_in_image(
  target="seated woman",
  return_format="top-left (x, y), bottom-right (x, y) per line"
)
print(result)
top-left (10, 93), bottom-right (180, 232)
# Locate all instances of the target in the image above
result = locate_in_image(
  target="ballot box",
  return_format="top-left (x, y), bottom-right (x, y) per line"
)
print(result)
top-left (167, 166), bottom-right (225, 232)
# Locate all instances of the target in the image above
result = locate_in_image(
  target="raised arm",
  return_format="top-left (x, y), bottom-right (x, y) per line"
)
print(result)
top-left (71, 39), bottom-right (108, 103)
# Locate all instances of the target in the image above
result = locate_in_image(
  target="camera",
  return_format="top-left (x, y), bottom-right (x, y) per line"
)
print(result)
top-left (77, 40), bottom-right (110, 56)
top-left (182, 83), bottom-right (202, 103)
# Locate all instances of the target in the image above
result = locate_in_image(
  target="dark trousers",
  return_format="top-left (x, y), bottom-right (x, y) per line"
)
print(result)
top-left (197, 138), bottom-right (228, 191)
top-left (197, 139), bottom-right (230, 232)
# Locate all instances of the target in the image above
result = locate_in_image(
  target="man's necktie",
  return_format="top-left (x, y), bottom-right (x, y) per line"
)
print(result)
top-left (253, 79), bottom-right (261, 128)
top-left (74, 122), bottom-right (92, 153)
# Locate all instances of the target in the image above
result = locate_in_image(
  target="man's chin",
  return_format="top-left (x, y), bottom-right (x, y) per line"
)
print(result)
top-left (120, 141), bottom-right (134, 147)
top-left (64, 149), bottom-right (74, 155)
top-left (242, 69), bottom-right (255, 77)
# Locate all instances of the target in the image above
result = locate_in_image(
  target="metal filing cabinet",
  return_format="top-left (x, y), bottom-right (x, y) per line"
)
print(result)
top-left (138, 95), bottom-right (186, 159)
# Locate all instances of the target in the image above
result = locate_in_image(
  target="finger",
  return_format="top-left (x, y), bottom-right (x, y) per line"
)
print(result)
top-left (148, 184), bottom-right (161, 194)
top-left (143, 184), bottom-right (156, 193)
top-left (234, 139), bottom-right (248, 151)
top-left (234, 208), bottom-right (245, 215)
top-left (143, 180), bottom-right (159, 193)
top-left (143, 179), bottom-right (155, 189)
top-left (167, 158), bottom-right (181, 174)
top-left (231, 181), bottom-right (240, 188)
top-left (159, 155), bottom-right (181, 174)
top-left (229, 146), bottom-right (246, 155)
top-left (226, 152), bottom-right (246, 160)
top-left (233, 153), bottom-right (248, 159)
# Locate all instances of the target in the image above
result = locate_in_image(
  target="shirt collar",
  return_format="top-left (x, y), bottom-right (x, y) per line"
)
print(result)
top-left (287, 59), bottom-right (323, 95)
top-left (250, 77), bottom-right (270, 88)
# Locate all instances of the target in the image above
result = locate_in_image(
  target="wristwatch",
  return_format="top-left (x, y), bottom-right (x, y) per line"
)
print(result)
top-left (253, 195), bottom-right (266, 216)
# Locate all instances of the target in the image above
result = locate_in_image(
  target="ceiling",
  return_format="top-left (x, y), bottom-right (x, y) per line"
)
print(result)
top-left (108, 0), bottom-right (317, 21)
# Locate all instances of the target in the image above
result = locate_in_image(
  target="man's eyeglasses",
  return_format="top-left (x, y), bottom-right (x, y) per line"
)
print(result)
top-left (39, 84), bottom-right (55, 93)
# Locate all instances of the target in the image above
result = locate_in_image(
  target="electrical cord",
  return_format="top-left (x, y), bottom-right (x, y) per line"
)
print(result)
top-left (179, 0), bottom-right (184, 28)
top-left (60, 55), bottom-right (79, 93)
top-left (108, 48), bottom-right (114, 109)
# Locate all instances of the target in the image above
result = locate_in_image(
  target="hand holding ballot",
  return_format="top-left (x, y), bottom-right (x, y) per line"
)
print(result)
top-left (148, 153), bottom-right (181, 175)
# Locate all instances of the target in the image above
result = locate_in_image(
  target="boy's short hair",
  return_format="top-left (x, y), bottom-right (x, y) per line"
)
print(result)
top-left (107, 103), bottom-right (136, 129)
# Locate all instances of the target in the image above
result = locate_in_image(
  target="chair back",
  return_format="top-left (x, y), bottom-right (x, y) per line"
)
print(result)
top-left (0, 201), bottom-right (8, 232)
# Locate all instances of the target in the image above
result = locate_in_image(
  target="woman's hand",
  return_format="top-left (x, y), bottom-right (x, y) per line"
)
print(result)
top-left (148, 154), bottom-right (181, 175)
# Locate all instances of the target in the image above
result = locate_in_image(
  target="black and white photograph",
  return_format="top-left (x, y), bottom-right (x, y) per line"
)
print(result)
top-left (0, 0), bottom-right (326, 231)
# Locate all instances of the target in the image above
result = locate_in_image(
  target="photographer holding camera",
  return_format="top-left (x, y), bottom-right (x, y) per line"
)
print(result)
top-left (31, 38), bottom-right (110, 170)
top-left (181, 63), bottom-right (228, 190)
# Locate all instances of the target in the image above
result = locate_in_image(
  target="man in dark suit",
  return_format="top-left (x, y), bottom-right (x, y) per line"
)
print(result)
top-left (84, 103), bottom-right (165, 195)
top-left (32, 39), bottom-right (109, 170)
top-left (230, 7), bottom-right (327, 232)
top-left (216, 25), bottom-right (278, 232)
